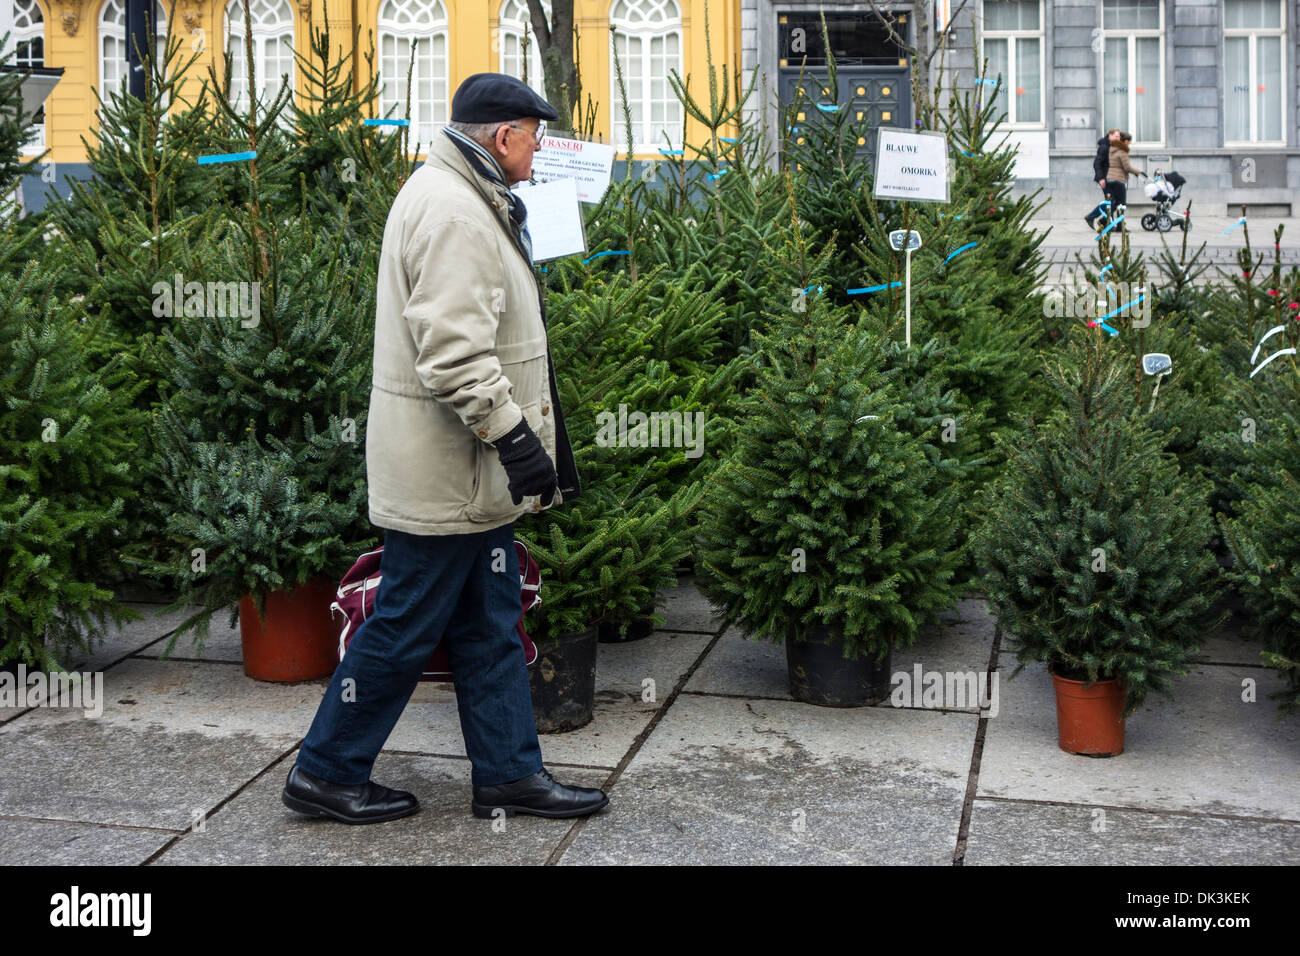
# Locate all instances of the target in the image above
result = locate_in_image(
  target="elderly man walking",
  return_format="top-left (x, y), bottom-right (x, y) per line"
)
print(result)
top-left (281, 74), bottom-right (608, 824)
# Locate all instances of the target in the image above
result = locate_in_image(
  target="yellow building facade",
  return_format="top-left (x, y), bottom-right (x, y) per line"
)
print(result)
top-left (17, 0), bottom-right (741, 166)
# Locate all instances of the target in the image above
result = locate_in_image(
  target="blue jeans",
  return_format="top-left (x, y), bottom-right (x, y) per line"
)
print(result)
top-left (295, 523), bottom-right (543, 787)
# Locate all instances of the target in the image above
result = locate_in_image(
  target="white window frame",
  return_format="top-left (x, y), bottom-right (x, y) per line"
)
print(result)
top-left (377, 0), bottom-right (450, 149)
top-left (498, 0), bottom-right (548, 97)
top-left (979, 0), bottom-right (1046, 128)
top-left (1223, 0), bottom-right (1287, 145)
top-left (609, 0), bottom-right (684, 154)
top-left (13, 0), bottom-right (45, 154)
top-left (1100, 0), bottom-right (1165, 148)
top-left (98, 0), bottom-right (169, 114)
top-left (224, 0), bottom-right (296, 116)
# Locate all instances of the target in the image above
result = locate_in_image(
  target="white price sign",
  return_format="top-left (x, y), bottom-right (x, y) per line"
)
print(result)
top-left (530, 135), bottom-right (616, 204)
top-left (873, 129), bottom-right (950, 204)
top-left (511, 178), bottom-right (588, 262)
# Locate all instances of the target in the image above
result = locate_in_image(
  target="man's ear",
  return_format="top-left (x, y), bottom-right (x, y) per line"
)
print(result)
top-left (493, 124), bottom-right (512, 156)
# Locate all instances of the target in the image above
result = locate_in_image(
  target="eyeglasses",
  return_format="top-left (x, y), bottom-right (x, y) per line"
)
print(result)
top-left (507, 122), bottom-right (546, 144)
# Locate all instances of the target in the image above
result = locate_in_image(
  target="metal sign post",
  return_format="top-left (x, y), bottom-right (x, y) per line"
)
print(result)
top-left (889, 229), bottom-right (923, 347)
top-left (1142, 352), bottom-right (1172, 413)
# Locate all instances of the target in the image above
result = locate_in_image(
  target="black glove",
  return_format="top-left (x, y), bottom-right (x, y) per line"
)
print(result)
top-left (492, 418), bottom-right (558, 506)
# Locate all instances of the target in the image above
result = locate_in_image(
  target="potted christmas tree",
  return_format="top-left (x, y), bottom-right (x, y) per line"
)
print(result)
top-left (133, 25), bottom-right (379, 680)
top-left (1217, 317), bottom-right (1300, 715)
top-left (146, 416), bottom-right (367, 680)
top-left (694, 273), bottom-right (964, 706)
top-left (517, 270), bottom-right (701, 729)
top-left (141, 196), bottom-right (375, 680)
top-left (519, 479), bottom-right (696, 732)
top-left (0, 45), bottom-right (145, 672)
top-left (975, 334), bottom-right (1222, 754)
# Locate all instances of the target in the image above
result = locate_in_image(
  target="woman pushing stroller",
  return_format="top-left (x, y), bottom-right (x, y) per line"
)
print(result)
top-left (1085, 130), bottom-right (1145, 233)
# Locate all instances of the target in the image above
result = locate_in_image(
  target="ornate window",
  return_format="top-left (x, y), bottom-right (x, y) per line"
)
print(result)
top-left (498, 0), bottom-right (548, 97)
top-left (609, 0), bottom-right (683, 151)
top-left (378, 0), bottom-right (449, 148)
top-left (980, 0), bottom-right (1044, 126)
top-left (1100, 0), bottom-right (1164, 146)
top-left (1223, 0), bottom-right (1286, 144)
top-left (98, 0), bottom-right (168, 109)
top-left (13, 0), bottom-right (45, 153)
top-left (224, 0), bottom-right (295, 114)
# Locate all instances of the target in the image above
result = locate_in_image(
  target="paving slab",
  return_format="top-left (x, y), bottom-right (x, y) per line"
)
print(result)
top-left (0, 818), bottom-right (175, 866)
top-left (33, 603), bottom-right (196, 676)
top-left (979, 660), bottom-right (1300, 820)
top-left (593, 630), bottom-right (714, 698)
top-left (134, 606), bottom-right (244, 663)
top-left (682, 625), bottom-right (789, 699)
top-left (657, 577), bottom-right (725, 633)
top-left (1194, 617), bottom-right (1271, 668)
top-left (0, 659), bottom-right (321, 830)
top-left (964, 799), bottom-right (1300, 865)
top-left (559, 694), bottom-right (975, 865)
top-left (894, 598), bottom-right (999, 710)
top-left (385, 630), bottom-right (713, 768)
top-left (155, 752), bottom-right (608, 865)
top-left (685, 599), bottom-right (998, 710)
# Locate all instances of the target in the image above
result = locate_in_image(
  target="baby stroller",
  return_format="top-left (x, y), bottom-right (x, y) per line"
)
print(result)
top-left (1141, 170), bottom-right (1188, 233)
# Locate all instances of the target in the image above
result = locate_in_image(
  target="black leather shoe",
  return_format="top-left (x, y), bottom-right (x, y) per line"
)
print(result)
top-left (472, 768), bottom-right (609, 819)
top-left (281, 764), bottom-right (420, 824)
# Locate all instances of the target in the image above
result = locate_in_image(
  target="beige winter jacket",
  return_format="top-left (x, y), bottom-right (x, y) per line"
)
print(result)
top-left (1107, 143), bottom-right (1142, 183)
top-left (366, 131), bottom-right (562, 535)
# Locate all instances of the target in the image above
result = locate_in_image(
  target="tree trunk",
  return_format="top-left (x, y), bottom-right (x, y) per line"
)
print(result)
top-left (527, 0), bottom-right (580, 132)
top-left (913, 1), bottom-right (930, 102)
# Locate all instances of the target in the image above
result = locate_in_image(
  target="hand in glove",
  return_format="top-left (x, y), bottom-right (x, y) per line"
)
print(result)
top-left (492, 418), bottom-right (559, 506)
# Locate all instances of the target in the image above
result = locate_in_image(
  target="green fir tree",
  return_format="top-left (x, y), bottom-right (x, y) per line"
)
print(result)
top-left (975, 333), bottom-right (1222, 714)
top-left (695, 206), bottom-right (964, 660)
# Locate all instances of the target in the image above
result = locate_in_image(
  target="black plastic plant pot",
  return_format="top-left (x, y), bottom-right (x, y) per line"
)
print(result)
top-left (786, 625), bottom-right (893, 707)
top-left (598, 606), bottom-right (655, 643)
top-left (529, 625), bottom-right (599, 733)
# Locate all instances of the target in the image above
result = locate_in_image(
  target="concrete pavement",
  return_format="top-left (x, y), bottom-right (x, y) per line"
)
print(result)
top-left (1025, 200), bottom-right (1300, 284)
top-left (1, 581), bottom-right (1295, 865)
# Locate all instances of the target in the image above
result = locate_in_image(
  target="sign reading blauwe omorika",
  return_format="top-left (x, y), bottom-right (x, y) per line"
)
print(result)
top-left (873, 129), bottom-right (950, 204)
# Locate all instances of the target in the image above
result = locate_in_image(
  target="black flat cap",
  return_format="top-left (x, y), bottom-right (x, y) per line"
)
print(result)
top-left (451, 73), bottom-right (559, 123)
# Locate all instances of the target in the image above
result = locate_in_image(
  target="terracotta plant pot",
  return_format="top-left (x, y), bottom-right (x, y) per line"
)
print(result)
top-left (1050, 668), bottom-right (1127, 756)
top-left (529, 625), bottom-right (599, 733)
top-left (786, 624), bottom-right (892, 707)
top-left (238, 575), bottom-right (338, 682)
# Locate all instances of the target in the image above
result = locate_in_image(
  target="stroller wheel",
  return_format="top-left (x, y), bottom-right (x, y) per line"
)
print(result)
top-left (1141, 213), bottom-right (1157, 231)
top-left (1156, 213), bottom-right (1173, 232)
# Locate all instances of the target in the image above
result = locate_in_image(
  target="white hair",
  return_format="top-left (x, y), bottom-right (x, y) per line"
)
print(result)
top-left (445, 120), bottom-right (511, 148)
